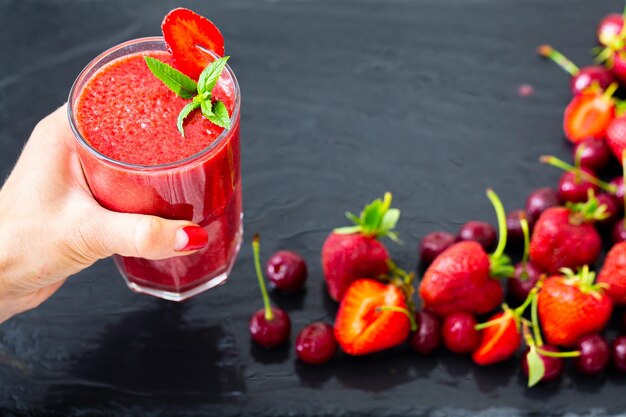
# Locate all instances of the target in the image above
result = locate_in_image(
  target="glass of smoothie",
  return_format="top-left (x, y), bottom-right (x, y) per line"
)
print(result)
top-left (67, 37), bottom-right (242, 301)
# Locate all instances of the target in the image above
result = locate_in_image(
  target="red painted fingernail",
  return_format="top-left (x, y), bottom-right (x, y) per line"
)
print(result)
top-left (175, 226), bottom-right (208, 252)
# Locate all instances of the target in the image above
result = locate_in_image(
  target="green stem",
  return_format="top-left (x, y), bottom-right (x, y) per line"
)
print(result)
top-left (514, 290), bottom-right (534, 316)
top-left (531, 292), bottom-right (543, 347)
top-left (603, 82), bottom-right (619, 100)
top-left (538, 44), bottom-right (579, 76)
top-left (520, 215), bottom-right (530, 266)
top-left (252, 234), bottom-right (274, 321)
top-left (377, 306), bottom-right (417, 331)
top-left (475, 311), bottom-right (510, 331)
top-left (486, 188), bottom-right (507, 259)
top-left (540, 156), bottom-right (617, 193)
top-left (537, 348), bottom-right (581, 358)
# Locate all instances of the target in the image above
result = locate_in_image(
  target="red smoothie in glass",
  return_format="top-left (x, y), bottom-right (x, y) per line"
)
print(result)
top-left (69, 38), bottom-right (242, 301)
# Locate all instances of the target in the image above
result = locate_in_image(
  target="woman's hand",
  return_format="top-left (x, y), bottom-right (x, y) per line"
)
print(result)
top-left (0, 104), bottom-right (208, 322)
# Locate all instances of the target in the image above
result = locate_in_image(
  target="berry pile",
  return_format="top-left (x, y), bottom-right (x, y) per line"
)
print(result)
top-left (246, 6), bottom-right (626, 388)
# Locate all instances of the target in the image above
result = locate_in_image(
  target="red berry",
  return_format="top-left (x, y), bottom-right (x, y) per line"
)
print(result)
top-left (506, 210), bottom-right (527, 246)
top-left (295, 322), bottom-right (337, 365)
top-left (442, 312), bottom-right (479, 354)
top-left (558, 168), bottom-right (600, 204)
top-left (571, 67), bottom-right (615, 97)
top-left (574, 334), bottom-right (610, 375)
top-left (249, 307), bottom-right (291, 348)
top-left (266, 250), bottom-right (307, 293)
top-left (456, 221), bottom-right (496, 251)
top-left (521, 346), bottom-right (564, 383)
top-left (611, 336), bottom-right (626, 372)
top-left (409, 310), bottom-right (441, 354)
top-left (508, 261), bottom-right (543, 305)
top-left (598, 13), bottom-right (624, 46)
top-left (525, 188), bottom-right (559, 225)
top-left (574, 138), bottom-right (612, 172)
top-left (612, 221), bottom-right (626, 244)
top-left (419, 231), bottom-right (455, 266)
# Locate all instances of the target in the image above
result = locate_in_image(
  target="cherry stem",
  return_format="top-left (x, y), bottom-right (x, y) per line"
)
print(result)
top-left (520, 214), bottom-right (530, 266)
top-left (540, 155), bottom-right (617, 193)
top-left (252, 234), bottom-right (274, 321)
top-left (376, 306), bottom-right (417, 331)
top-left (537, 348), bottom-right (581, 358)
top-left (475, 310), bottom-right (511, 331)
top-left (531, 291), bottom-right (543, 347)
top-left (603, 82), bottom-right (619, 100)
top-left (514, 289), bottom-right (535, 316)
top-left (537, 44), bottom-right (579, 76)
top-left (574, 144), bottom-right (584, 173)
top-left (486, 188), bottom-right (507, 259)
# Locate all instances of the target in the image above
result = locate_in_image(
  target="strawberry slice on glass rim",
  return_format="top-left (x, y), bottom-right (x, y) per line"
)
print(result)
top-left (162, 8), bottom-right (225, 80)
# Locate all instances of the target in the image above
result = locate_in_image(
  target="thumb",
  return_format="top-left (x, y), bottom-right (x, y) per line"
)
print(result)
top-left (81, 208), bottom-right (209, 260)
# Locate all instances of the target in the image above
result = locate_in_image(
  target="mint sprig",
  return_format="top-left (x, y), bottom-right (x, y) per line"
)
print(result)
top-left (144, 56), bottom-right (232, 136)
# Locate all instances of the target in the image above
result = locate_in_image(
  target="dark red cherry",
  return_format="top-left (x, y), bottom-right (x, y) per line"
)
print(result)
top-left (525, 187), bottom-right (559, 225)
top-left (409, 310), bottom-right (441, 355)
top-left (573, 138), bottom-right (612, 172)
top-left (521, 345), bottom-right (564, 383)
top-left (574, 334), bottom-right (610, 375)
top-left (249, 307), bottom-right (291, 348)
top-left (611, 336), bottom-right (626, 372)
top-left (419, 231), bottom-right (455, 266)
top-left (557, 168), bottom-right (600, 204)
top-left (266, 250), bottom-right (307, 293)
top-left (508, 261), bottom-right (543, 305)
top-left (442, 312), bottom-right (479, 354)
top-left (295, 322), bottom-right (337, 365)
top-left (597, 13), bottom-right (624, 46)
top-left (612, 221), bottom-right (626, 244)
top-left (456, 221), bottom-right (497, 251)
top-left (506, 210), bottom-right (527, 246)
top-left (571, 66), bottom-right (615, 96)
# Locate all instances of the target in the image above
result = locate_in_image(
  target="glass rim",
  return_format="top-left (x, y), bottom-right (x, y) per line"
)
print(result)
top-left (67, 36), bottom-right (241, 171)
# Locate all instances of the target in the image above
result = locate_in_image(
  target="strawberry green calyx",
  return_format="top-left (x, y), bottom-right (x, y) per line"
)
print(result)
top-left (334, 192), bottom-right (400, 242)
top-left (538, 44), bottom-right (579, 76)
top-left (486, 188), bottom-right (514, 278)
top-left (252, 234), bottom-right (274, 321)
top-left (566, 189), bottom-right (610, 224)
top-left (596, 5), bottom-right (626, 66)
top-left (560, 265), bottom-right (608, 298)
top-left (540, 155), bottom-right (617, 193)
top-left (379, 260), bottom-right (415, 312)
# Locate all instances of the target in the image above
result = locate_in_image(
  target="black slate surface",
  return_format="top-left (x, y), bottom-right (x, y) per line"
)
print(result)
top-left (1, 0), bottom-right (625, 415)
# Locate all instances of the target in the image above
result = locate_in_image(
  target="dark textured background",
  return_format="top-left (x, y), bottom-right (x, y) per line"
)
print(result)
top-left (1, 0), bottom-right (624, 415)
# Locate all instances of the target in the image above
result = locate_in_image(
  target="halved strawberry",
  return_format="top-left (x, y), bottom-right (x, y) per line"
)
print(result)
top-left (334, 279), bottom-right (410, 356)
top-left (563, 86), bottom-right (616, 143)
top-left (162, 8), bottom-right (225, 80)
top-left (472, 310), bottom-right (521, 365)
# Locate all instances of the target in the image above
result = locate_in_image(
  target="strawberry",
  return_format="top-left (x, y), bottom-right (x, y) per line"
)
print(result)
top-left (607, 115), bottom-right (626, 161)
top-left (321, 193), bottom-right (399, 302)
top-left (597, 241), bottom-right (626, 305)
top-left (562, 85), bottom-right (616, 143)
top-left (419, 189), bottom-right (512, 316)
top-left (334, 277), bottom-right (414, 356)
top-left (529, 193), bottom-right (606, 274)
top-left (472, 309), bottom-right (521, 366)
top-left (162, 8), bottom-right (225, 80)
top-left (538, 266), bottom-right (612, 347)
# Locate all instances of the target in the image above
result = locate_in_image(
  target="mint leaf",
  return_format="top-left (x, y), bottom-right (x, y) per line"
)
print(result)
top-left (207, 100), bottom-right (231, 129)
top-left (198, 56), bottom-right (230, 95)
top-left (526, 347), bottom-right (545, 388)
top-left (201, 100), bottom-right (214, 118)
top-left (177, 101), bottom-right (200, 137)
top-left (144, 57), bottom-right (197, 99)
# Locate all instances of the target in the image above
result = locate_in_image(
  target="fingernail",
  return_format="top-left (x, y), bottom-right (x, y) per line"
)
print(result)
top-left (175, 226), bottom-right (209, 252)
